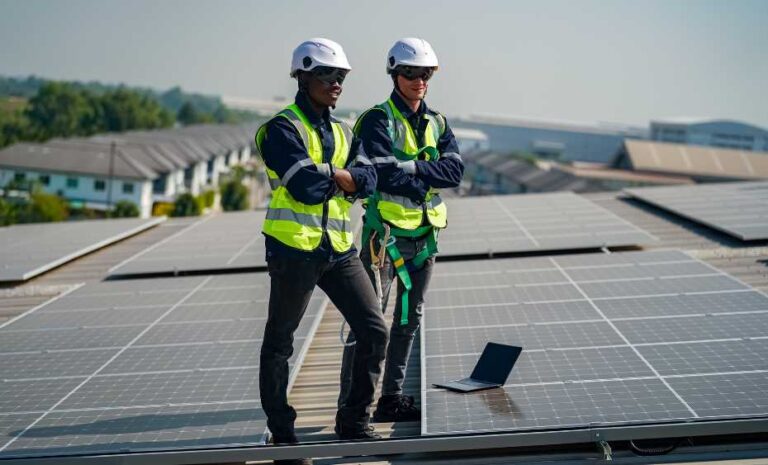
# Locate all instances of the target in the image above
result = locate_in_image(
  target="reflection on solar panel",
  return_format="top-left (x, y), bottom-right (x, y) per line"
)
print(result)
top-left (108, 211), bottom-right (266, 277)
top-left (440, 193), bottom-right (656, 257)
top-left (0, 217), bottom-right (165, 282)
top-left (625, 181), bottom-right (768, 241)
top-left (0, 273), bottom-right (326, 459)
top-left (422, 250), bottom-right (768, 438)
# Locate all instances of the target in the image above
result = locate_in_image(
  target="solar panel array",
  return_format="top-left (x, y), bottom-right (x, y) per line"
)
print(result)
top-left (0, 217), bottom-right (165, 283)
top-left (625, 181), bottom-right (768, 241)
top-left (422, 250), bottom-right (768, 437)
top-left (0, 273), bottom-right (327, 458)
top-left (109, 211), bottom-right (267, 277)
top-left (439, 193), bottom-right (657, 257)
top-left (109, 206), bottom-right (365, 278)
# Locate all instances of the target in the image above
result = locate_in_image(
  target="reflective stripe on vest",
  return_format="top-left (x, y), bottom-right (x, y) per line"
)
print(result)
top-left (255, 103), bottom-right (354, 252)
top-left (373, 98), bottom-right (448, 230)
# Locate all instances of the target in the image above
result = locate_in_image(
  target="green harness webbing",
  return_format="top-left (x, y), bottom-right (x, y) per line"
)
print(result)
top-left (363, 191), bottom-right (439, 326)
top-left (358, 105), bottom-right (443, 326)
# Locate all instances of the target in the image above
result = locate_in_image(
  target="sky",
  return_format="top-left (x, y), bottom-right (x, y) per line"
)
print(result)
top-left (1, 0), bottom-right (766, 128)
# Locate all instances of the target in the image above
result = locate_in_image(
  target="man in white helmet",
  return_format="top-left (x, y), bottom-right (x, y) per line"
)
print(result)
top-left (255, 39), bottom-right (388, 462)
top-left (337, 38), bottom-right (464, 422)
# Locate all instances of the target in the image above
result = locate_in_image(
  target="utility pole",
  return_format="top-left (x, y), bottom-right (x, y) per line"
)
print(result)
top-left (107, 141), bottom-right (116, 216)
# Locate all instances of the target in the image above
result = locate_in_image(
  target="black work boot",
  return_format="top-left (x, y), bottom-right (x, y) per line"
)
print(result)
top-left (334, 412), bottom-right (381, 440)
top-left (372, 394), bottom-right (420, 422)
top-left (271, 433), bottom-right (312, 465)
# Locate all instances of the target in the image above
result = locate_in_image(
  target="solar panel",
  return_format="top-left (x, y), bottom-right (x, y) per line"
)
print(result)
top-left (108, 211), bottom-right (267, 277)
top-left (0, 217), bottom-right (165, 282)
top-left (439, 193), bottom-right (657, 257)
top-left (422, 250), bottom-right (768, 439)
top-left (625, 181), bottom-right (768, 241)
top-left (0, 273), bottom-right (327, 459)
top-left (109, 206), bottom-right (364, 278)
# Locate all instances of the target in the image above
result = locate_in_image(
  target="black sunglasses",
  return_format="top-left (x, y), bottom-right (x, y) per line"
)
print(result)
top-left (395, 66), bottom-right (435, 82)
top-left (311, 66), bottom-right (348, 85)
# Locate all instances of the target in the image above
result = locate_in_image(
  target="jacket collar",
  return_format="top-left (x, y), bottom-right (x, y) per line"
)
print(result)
top-left (390, 90), bottom-right (426, 119)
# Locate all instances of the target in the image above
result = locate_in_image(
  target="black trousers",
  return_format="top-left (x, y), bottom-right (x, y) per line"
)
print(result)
top-left (338, 235), bottom-right (434, 407)
top-left (259, 254), bottom-right (388, 439)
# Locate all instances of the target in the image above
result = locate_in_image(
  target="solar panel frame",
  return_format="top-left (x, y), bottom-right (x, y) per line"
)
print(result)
top-left (0, 273), bottom-right (328, 459)
top-left (625, 181), bottom-right (768, 241)
top-left (421, 250), bottom-right (768, 440)
top-left (0, 217), bottom-right (166, 283)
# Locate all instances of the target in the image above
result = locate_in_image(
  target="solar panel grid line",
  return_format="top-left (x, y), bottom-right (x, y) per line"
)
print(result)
top-left (613, 309), bottom-right (768, 321)
top-left (0, 277), bottom-right (213, 453)
top-left (423, 334), bottom-right (768, 359)
top-left (424, 344), bottom-right (634, 359)
top-left (546, 256), bottom-right (700, 418)
top-left (424, 375), bottom-right (662, 392)
top-left (0, 284), bottom-right (84, 331)
top-left (106, 215), bottom-right (214, 274)
top-left (634, 335), bottom-right (768, 347)
top-left (591, 288), bottom-right (755, 301)
top-left (491, 196), bottom-right (540, 247)
top-left (663, 368), bottom-right (768, 379)
top-left (0, 399), bottom-right (264, 419)
top-left (424, 369), bottom-right (768, 393)
top-left (226, 236), bottom-right (261, 266)
top-left (686, 251), bottom-right (768, 300)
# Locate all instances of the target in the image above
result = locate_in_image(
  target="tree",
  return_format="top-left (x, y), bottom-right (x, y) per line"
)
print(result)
top-left (171, 193), bottom-right (201, 217)
top-left (111, 200), bottom-right (140, 218)
top-left (177, 102), bottom-right (213, 126)
top-left (0, 198), bottom-right (16, 226)
top-left (99, 88), bottom-right (173, 132)
top-left (0, 110), bottom-right (30, 149)
top-left (24, 82), bottom-right (95, 140)
top-left (220, 180), bottom-right (249, 211)
top-left (16, 192), bottom-right (69, 223)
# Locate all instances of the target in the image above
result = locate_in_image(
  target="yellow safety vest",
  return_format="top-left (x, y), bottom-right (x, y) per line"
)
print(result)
top-left (255, 103), bottom-right (354, 252)
top-left (360, 98), bottom-right (448, 231)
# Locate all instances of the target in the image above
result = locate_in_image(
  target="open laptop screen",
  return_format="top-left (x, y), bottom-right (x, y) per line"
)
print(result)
top-left (470, 342), bottom-right (523, 385)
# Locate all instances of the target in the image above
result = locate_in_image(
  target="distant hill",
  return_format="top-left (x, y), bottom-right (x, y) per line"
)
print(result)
top-left (0, 75), bottom-right (222, 115)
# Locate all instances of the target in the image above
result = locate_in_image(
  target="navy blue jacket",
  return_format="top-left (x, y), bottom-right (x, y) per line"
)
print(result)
top-left (258, 91), bottom-right (376, 261)
top-left (356, 91), bottom-right (464, 203)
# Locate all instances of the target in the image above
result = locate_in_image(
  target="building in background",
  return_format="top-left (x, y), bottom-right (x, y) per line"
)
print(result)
top-left (0, 123), bottom-right (257, 218)
top-left (452, 115), bottom-right (647, 163)
top-left (650, 118), bottom-right (768, 151)
top-left (610, 139), bottom-right (768, 182)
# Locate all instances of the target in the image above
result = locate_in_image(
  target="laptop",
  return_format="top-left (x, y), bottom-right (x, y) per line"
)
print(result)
top-left (432, 342), bottom-right (522, 393)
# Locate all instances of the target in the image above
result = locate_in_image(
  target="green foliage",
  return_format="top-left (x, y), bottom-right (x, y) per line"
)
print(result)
top-left (0, 198), bottom-right (16, 226)
top-left (177, 102), bottom-right (214, 126)
top-left (0, 76), bottom-right (259, 148)
top-left (199, 189), bottom-right (216, 209)
top-left (171, 193), bottom-right (201, 217)
top-left (5, 83), bottom-right (172, 145)
top-left (16, 191), bottom-right (69, 223)
top-left (0, 108), bottom-right (29, 148)
top-left (220, 180), bottom-right (249, 212)
top-left (24, 82), bottom-right (95, 140)
top-left (100, 88), bottom-right (174, 132)
top-left (111, 200), bottom-right (140, 218)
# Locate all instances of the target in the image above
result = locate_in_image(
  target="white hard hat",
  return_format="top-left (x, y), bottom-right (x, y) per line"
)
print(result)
top-left (290, 38), bottom-right (351, 77)
top-left (386, 38), bottom-right (439, 73)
